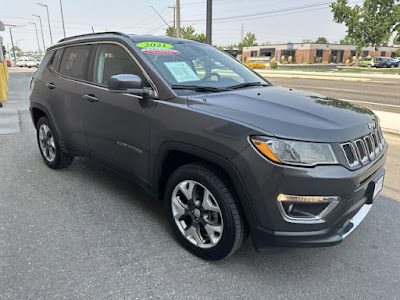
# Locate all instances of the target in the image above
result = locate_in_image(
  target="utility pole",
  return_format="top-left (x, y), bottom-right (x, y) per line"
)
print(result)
top-left (60, 0), bottom-right (66, 38)
top-left (29, 22), bottom-right (41, 56)
top-left (176, 0), bottom-right (181, 38)
top-left (37, 3), bottom-right (53, 45)
top-left (168, 5), bottom-right (176, 37)
top-left (206, 0), bottom-right (212, 44)
top-left (32, 15), bottom-right (46, 51)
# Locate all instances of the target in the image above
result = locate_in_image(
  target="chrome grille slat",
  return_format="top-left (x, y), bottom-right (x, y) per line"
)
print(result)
top-left (340, 126), bottom-right (385, 168)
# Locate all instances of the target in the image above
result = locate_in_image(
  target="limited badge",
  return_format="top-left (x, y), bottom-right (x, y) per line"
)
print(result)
top-left (141, 48), bottom-right (180, 55)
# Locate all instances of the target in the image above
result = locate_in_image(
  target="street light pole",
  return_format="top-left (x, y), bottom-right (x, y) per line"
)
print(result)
top-left (7, 25), bottom-right (17, 65)
top-left (29, 22), bottom-right (41, 56)
top-left (59, 0), bottom-right (66, 38)
top-left (37, 3), bottom-right (53, 45)
top-left (32, 15), bottom-right (46, 51)
top-left (206, 0), bottom-right (212, 45)
top-left (176, 0), bottom-right (180, 38)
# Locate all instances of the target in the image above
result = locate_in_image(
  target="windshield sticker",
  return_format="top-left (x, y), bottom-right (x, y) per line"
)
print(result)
top-left (164, 61), bottom-right (200, 83)
top-left (137, 42), bottom-right (173, 49)
top-left (141, 48), bottom-right (180, 55)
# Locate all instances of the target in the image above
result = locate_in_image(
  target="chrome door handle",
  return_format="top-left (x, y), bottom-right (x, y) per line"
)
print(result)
top-left (82, 94), bottom-right (99, 102)
top-left (46, 83), bottom-right (56, 89)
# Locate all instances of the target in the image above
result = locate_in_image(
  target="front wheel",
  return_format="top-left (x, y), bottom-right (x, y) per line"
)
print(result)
top-left (36, 117), bottom-right (73, 169)
top-left (165, 163), bottom-right (247, 260)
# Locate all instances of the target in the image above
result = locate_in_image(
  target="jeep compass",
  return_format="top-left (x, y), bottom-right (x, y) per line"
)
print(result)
top-left (29, 32), bottom-right (387, 260)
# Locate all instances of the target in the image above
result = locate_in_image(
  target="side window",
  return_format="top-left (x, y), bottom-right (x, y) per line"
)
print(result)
top-left (59, 45), bottom-right (92, 80)
top-left (35, 51), bottom-right (54, 78)
top-left (92, 44), bottom-right (148, 87)
top-left (51, 49), bottom-right (64, 71)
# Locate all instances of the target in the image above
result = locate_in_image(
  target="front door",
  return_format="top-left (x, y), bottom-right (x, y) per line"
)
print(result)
top-left (82, 43), bottom-right (155, 183)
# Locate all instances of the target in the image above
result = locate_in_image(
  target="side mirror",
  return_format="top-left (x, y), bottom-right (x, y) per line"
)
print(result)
top-left (107, 74), bottom-right (155, 97)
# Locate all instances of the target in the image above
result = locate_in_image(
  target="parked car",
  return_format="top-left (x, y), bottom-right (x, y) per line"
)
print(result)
top-left (374, 57), bottom-right (394, 68)
top-left (358, 57), bottom-right (376, 68)
top-left (386, 57), bottom-right (399, 68)
top-left (16, 59), bottom-right (26, 67)
top-left (29, 32), bottom-right (387, 260)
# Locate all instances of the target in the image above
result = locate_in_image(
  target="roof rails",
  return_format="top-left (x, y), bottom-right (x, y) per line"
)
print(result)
top-left (58, 31), bottom-right (129, 43)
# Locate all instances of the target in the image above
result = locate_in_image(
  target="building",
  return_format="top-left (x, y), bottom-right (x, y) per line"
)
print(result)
top-left (243, 43), bottom-right (400, 64)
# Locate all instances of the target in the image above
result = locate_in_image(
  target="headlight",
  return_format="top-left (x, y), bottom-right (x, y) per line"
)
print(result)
top-left (250, 137), bottom-right (338, 166)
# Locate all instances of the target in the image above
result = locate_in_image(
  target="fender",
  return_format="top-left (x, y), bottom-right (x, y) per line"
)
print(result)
top-left (151, 141), bottom-right (258, 230)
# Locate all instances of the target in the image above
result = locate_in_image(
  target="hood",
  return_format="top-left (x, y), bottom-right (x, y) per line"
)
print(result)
top-left (187, 85), bottom-right (376, 143)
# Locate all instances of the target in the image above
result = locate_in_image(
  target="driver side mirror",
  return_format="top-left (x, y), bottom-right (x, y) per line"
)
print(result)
top-left (107, 74), bottom-right (154, 97)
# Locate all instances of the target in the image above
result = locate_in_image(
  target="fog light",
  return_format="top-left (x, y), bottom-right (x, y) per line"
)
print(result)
top-left (277, 194), bottom-right (339, 223)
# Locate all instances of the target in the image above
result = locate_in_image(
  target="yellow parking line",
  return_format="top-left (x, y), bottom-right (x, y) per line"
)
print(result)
top-left (263, 74), bottom-right (371, 82)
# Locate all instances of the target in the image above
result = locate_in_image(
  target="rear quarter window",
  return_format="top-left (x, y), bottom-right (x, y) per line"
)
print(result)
top-left (35, 51), bottom-right (55, 79)
top-left (59, 45), bottom-right (92, 80)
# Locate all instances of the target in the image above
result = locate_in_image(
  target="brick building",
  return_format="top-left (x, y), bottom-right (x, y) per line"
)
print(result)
top-left (243, 43), bottom-right (400, 64)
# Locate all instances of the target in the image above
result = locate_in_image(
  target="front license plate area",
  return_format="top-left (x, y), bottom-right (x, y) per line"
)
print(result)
top-left (373, 176), bottom-right (384, 200)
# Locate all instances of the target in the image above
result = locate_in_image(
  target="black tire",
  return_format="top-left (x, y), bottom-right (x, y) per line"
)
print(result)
top-left (165, 163), bottom-right (246, 260)
top-left (36, 117), bottom-right (73, 169)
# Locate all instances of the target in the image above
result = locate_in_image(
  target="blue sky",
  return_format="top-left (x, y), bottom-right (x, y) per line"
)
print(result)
top-left (0, 0), bottom-right (349, 52)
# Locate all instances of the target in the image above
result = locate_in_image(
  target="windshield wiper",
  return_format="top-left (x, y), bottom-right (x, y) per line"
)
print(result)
top-left (227, 82), bottom-right (269, 90)
top-left (171, 84), bottom-right (227, 92)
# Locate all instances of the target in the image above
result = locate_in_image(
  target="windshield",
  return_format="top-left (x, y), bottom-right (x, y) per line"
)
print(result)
top-left (137, 41), bottom-right (269, 92)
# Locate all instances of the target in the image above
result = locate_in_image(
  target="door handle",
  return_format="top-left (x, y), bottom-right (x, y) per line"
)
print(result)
top-left (46, 82), bottom-right (56, 90)
top-left (82, 94), bottom-right (99, 102)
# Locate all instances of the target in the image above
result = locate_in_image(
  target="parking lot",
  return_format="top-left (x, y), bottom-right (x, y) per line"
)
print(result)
top-left (1, 69), bottom-right (400, 299)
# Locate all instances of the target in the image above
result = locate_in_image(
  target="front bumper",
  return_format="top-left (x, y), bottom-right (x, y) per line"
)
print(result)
top-left (233, 144), bottom-right (386, 251)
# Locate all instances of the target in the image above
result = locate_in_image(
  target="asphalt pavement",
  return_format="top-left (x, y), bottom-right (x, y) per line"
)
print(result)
top-left (1, 69), bottom-right (400, 300)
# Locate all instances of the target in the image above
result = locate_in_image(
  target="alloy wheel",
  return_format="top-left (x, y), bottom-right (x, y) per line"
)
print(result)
top-left (38, 124), bottom-right (56, 162)
top-left (171, 180), bottom-right (223, 249)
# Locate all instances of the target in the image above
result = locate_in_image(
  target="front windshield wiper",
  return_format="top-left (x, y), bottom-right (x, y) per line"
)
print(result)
top-left (171, 84), bottom-right (227, 93)
top-left (226, 82), bottom-right (269, 90)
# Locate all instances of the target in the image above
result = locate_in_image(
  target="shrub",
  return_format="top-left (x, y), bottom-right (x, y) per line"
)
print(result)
top-left (280, 55), bottom-right (285, 63)
top-left (270, 57), bottom-right (278, 69)
top-left (352, 56), bottom-right (357, 62)
top-left (288, 56), bottom-right (293, 64)
top-left (345, 59), bottom-right (350, 66)
top-left (245, 62), bottom-right (266, 69)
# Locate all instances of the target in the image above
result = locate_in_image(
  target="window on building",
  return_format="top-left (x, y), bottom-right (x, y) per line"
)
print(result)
top-left (281, 50), bottom-right (296, 61)
top-left (391, 52), bottom-right (396, 58)
top-left (315, 50), bottom-right (323, 63)
top-left (59, 45), bottom-right (92, 80)
top-left (380, 51), bottom-right (386, 57)
top-left (250, 51), bottom-right (258, 57)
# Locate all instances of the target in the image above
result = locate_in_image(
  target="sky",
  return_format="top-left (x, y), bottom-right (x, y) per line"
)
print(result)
top-left (0, 0), bottom-right (352, 52)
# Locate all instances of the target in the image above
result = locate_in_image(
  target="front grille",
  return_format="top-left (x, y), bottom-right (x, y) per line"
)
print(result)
top-left (341, 126), bottom-right (385, 168)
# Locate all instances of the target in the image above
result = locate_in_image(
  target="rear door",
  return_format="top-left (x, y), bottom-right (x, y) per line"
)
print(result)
top-left (47, 44), bottom-right (93, 155)
top-left (82, 43), bottom-right (156, 183)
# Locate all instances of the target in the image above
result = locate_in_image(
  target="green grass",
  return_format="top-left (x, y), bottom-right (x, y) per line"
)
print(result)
top-left (276, 66), bottom-right (400, 74)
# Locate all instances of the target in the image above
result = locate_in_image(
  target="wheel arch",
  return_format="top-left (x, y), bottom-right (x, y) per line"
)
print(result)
top-left (151, 142), bottom-right (258, 230)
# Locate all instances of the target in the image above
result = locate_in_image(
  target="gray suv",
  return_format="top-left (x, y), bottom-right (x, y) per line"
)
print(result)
top-left (29, 32), bottom-right (387, 260)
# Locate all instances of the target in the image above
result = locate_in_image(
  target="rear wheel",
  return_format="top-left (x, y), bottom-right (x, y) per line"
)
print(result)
top-left (367, 64), bottom-right (372, 68)
top-left (165, 163), bottom-right (246, 260)
top-left (36, 117), bottom-right (73, 169)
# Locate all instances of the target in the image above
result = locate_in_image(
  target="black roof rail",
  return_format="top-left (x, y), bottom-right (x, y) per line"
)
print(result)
top-left (58, 31), bottom-right (129, 43)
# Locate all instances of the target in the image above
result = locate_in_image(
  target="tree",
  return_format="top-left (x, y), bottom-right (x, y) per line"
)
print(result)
top-left (315, 37), bottom-right (328, 44)
top-left (331, 0), bottom-right (400, 55)
top-left (165, 25), bottom-right (206, 42)
top-left (238, 32), bottom-right (258, 50)
top-left (397, 49), bottom-right (400, 56)
top-left (11, 46), bottom-right (21, 52)
top-left (339, 35), bottom-right (354, 45)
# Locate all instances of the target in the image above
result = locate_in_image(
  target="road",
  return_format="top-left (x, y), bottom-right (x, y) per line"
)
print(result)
top-left (1, 70), bottom-right (400, 300)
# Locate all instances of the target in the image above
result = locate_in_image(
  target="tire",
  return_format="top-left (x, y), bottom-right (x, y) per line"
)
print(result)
top-left (36, 117), bottom-right (73, 169)
top-left (165, 163), bottom-right (246, 260)
top-left (367, 64), bottom-right (372, 68)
